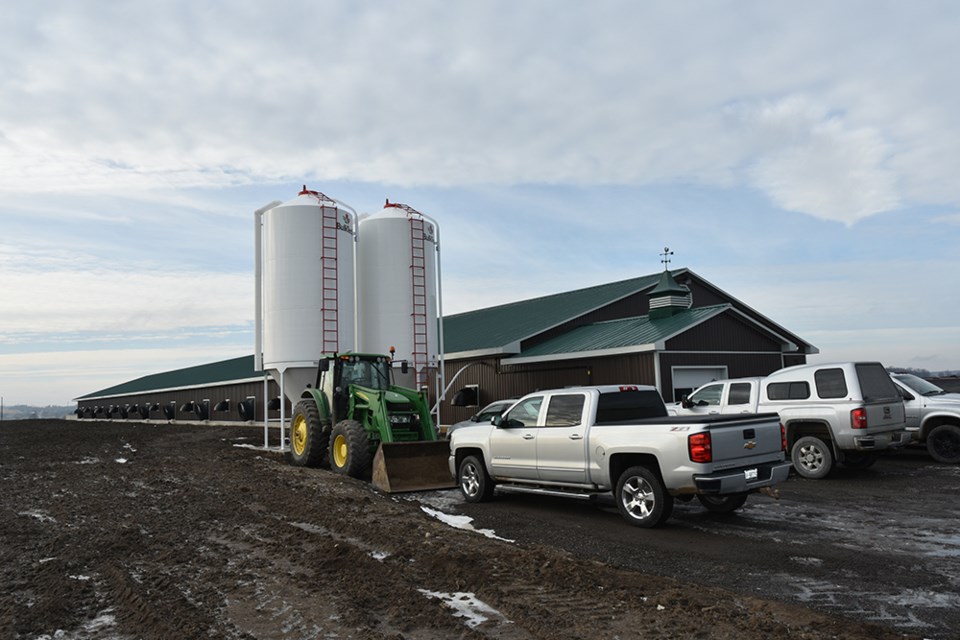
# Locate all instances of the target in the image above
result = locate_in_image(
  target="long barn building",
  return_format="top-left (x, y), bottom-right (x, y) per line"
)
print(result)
top-left (74, 268), bottom-right (817, 425)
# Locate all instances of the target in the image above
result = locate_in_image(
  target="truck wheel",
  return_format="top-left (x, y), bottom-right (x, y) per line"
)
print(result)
top-left (289, 400), bottom-right (329, 467)
top-left (791, 436), bottom-right (834, 479)
top-left (458, 455), bottom-right (495, 503)
top-left (697, 493), bottom-right (748, 513)
top-left (926, 424), bottom-right (960, 464)
top-left (330, 420), bottom-right (372, 478)
top-left (841, 452), bottom-right (878, 469)
top-left (615, 466), bottom-right (673, 528)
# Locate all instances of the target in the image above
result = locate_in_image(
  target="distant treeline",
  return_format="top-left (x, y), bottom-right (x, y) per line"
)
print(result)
top-left (0, 405), bottom-right (75, 420)
top-left (888, 367), bottom-right (960, 378)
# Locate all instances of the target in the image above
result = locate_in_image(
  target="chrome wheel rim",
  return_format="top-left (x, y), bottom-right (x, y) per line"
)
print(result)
top-left (620, 475), bottom-right (655, 520)
top-left (460, 462), bottom-right (481, 497)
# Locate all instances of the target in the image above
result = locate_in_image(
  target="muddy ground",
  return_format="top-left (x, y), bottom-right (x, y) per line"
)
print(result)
top-left (0, 420), bottom-right (923, 640)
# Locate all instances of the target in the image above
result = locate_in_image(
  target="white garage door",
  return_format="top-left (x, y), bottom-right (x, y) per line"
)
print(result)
top-left (671, 367), bottom-right (728, 402)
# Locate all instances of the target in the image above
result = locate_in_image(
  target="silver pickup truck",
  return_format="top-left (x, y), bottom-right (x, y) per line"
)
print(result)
top-left (891, 373), bottom-right (960, 464)
top-left (448, 384), bottom-right (791, 528)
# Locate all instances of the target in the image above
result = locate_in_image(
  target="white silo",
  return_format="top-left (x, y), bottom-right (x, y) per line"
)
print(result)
top-left (255, 187), bottom-right (357, 404)
top-left (357, 201), bottom-right (442, 391)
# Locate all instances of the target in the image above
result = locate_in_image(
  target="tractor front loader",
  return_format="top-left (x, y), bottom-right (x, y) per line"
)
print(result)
top-left (287, 353), bottom-right (454, 493)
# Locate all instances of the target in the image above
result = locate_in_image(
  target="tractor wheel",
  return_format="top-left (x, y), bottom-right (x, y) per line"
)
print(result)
top-left (288, 400), bottom-right (329, 467)
top-left (329, 420), bottom-right (372, 478)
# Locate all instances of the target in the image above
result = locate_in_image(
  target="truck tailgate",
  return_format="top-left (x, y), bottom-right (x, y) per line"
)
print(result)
top-left (698, 413), bottom-right (783, 470)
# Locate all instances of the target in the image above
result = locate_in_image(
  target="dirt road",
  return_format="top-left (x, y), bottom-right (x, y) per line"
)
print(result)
top-left (1, 420), bottom-right (922, 639)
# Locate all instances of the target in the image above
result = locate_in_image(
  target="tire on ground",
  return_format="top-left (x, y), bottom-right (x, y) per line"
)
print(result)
top-left (926, 423), bottom-right (960, 464)
top-left (697, 492), bottom-right (748, 513)
top-left (458, 455), bottom-right (495, 502)
top-left (329, 419), bottom-right (372, 478)
top-left (615, 465), bottom-right (673, 528)
top-left (288, 400), bottom-right (329, 467)
top-left (791, 435), bottom-right (834, 479)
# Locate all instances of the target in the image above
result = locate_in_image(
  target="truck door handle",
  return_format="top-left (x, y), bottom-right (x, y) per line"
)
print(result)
top-left (523, 433), bottom-right (535, 440)
top-left (568, 434), bottom-right (583, 440)
top-left (709, 410), bottom-right (719, 415)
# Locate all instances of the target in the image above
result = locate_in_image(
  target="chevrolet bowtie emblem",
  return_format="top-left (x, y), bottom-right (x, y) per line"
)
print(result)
top-left (743, 441), bottom-right (757, 449)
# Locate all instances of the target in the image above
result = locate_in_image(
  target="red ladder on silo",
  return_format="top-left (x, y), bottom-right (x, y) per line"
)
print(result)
top-left (409, 216), bottom-right (429, 388)
top-left (320, 204), bottom-right (339, 355)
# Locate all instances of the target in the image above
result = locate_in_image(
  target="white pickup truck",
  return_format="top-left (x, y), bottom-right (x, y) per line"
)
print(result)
top-left (448, 384), bottom-right (791, 528)
top-left (669, 362), bottom-right (910, 479)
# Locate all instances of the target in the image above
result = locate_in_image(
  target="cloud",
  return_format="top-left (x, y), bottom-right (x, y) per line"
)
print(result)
top-left (0, 345), bottom-right (251, 405)
top-left (1, 2), bottom-right (958, 226)
top-left (0, 244), bottom-right (251, 336)
top-left (734, 96), bottom-right (900, 224)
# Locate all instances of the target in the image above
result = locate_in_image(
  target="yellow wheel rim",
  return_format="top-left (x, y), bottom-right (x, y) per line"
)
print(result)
top-left (292, 415), bottom-right (307, 456)
top-left (333, 434), bottom-right (348, 468)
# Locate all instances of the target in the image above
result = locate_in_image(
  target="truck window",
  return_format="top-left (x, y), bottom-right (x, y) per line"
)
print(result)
top-left (689, 384), bottom-right (723, 406)
top-left (503, 396), bottom-right (543, 427)
top-left (727, 383), bottom-right (752, 405)
top-left (544, 394), bottom-right (585, 427)
top-left (814, 368), bottom-right (848, 399)
top-left (856, 363), bottom-right (900, 402)
top-left (595, 390), bottom-right (667, 424)
top-left (767, 381), bottom-right (810, 400)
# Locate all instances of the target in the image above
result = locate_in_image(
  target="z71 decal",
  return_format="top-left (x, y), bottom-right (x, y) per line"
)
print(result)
top-left (669, 426), bottom-right (691, 432)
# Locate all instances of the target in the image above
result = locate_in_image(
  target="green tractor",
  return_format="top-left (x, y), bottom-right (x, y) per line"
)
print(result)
top-left (287, 352), bottom-right (453, 492)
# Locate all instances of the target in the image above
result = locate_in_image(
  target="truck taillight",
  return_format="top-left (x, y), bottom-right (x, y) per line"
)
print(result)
top-left (851, 408), bottom-right (868, 430)
top-left (688, 432), bottom-right (712, 463)
top-left (781, 423), bottom-right (787, 451)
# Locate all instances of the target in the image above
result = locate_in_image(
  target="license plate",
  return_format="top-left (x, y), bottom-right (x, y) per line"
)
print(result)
top-left (744, 468), bottom-right (758, 481)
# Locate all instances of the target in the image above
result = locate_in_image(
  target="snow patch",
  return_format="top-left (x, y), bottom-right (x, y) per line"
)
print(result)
top-left (18, 510), bottom-right (56, 523)
top-left (420, 506), bottom-right (514, 542)
top-left (114, 458), bottom-right (128, 464)
top-left (789, 556), bottom-right (824, 567)
top-left (369, 551), bottom-right (390, 562)
top-left (418, 589), bottom-right (511, 629)
top-left (75, 457), bottom-right (100, 465)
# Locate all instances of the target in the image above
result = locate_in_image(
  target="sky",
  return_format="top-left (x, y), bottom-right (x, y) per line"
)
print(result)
top-left (2, 1), bottom-right (959, 406)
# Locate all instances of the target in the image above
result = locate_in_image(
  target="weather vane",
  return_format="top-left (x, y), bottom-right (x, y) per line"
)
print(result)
top-left (660, 246), bottom-right (673, 270)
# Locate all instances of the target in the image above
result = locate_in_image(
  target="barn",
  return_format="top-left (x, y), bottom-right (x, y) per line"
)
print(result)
top-left (74, 267), bottom-right (816, 427)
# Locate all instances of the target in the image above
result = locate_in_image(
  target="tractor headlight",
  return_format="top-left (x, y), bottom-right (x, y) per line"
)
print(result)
top-left (389, 414), bottom-right (411, 424)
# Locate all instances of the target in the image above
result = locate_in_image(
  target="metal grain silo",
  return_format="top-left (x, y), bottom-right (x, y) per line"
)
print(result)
top-left (357, 200), bottom-right (442, 391)
top-left (255, 187), bottom-right (357, 404)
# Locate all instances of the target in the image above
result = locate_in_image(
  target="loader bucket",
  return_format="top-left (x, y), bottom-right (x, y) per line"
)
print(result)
top-left (370, 441), bottom-right (456, 493)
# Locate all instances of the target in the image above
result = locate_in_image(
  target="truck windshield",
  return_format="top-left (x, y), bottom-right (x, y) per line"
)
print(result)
top-left (595, 390), bottom-right (668, 424)
top-left (894, 373), bottom-right (945, 396)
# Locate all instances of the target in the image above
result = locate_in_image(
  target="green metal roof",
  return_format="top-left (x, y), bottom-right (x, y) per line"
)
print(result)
top-left (510, 305), bottom-right (729, 360)
top-left (443, 270), bottom-right (681, 354)
top-left (76, 355), bottom-right (261, 400)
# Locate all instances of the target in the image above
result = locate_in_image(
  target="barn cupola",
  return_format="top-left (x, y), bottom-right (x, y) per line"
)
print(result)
top-left (648, 248), bottom-right (692, 318)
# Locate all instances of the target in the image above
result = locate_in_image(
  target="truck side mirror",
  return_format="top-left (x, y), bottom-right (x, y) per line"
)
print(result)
top-left (681, 395), bottom-right (693, 409)
top-left (401, 361), bottom-right (409, 374)
top-left (491, 414), bottom-right (503, 427)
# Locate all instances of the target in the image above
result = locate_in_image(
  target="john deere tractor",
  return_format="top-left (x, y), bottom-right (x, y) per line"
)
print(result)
top-left (287, 353), bottom-right (453, 492)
